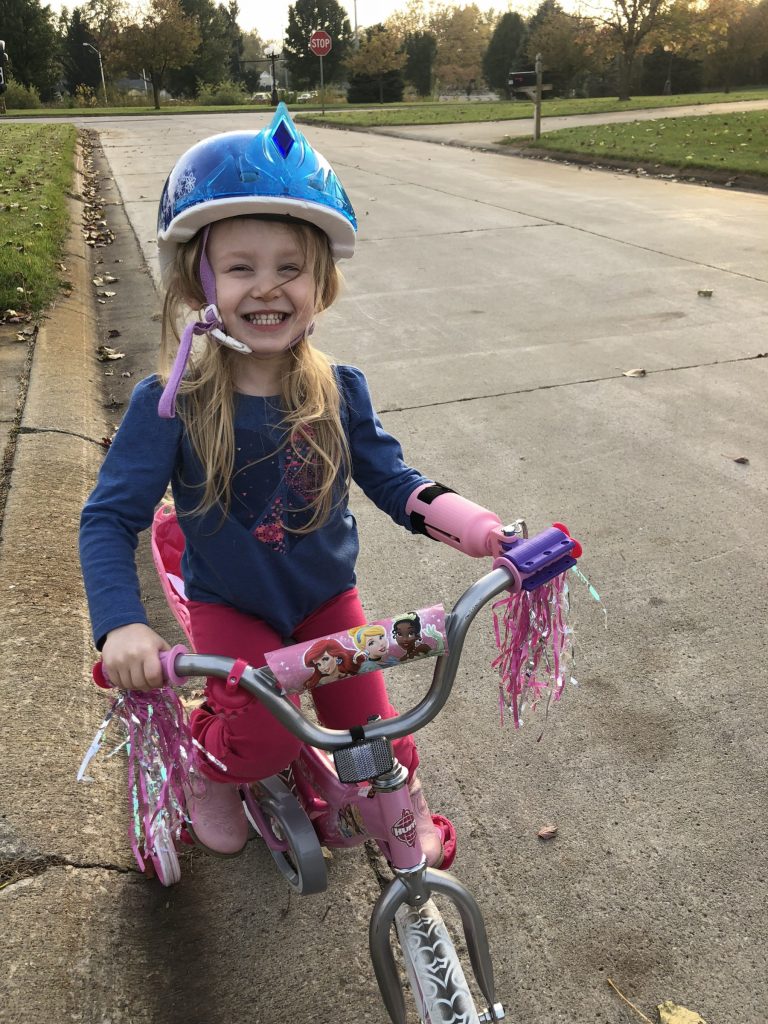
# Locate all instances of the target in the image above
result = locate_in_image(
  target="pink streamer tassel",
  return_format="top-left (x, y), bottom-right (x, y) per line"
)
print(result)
top-left (491, 573), bottom-right (574, 732)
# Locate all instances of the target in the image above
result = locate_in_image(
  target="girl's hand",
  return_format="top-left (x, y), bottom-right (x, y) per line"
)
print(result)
top-left (102, 624), bottom-right (171, 692)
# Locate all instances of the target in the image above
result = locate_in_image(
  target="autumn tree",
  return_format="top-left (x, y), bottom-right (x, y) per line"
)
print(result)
top-left (239, 27), bottom-right (266, 92)
top-left (0, 0), bottom-right (61, 98)
top-left (430, 4), bottom-right (494, 93)
top-left (483, 11), bottom-right (527, 96)
top-left (346, 23), bottom-right (405, 102)
top-left (525, 8), bottom-right (604, 94)
top-left (283, 0), bottom-right (352, 87)
top-left (167, 0), bottom-right (243, 96)
top-left (80, 0), bottom-right (127, 68)
top-left (599, 0), bottom-right (672, 99)
top-left (119, 0), bottom-right (201, 107)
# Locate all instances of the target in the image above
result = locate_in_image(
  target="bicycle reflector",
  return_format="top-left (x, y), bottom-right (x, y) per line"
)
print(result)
top-left (334, 738), bottom-right (394, 783)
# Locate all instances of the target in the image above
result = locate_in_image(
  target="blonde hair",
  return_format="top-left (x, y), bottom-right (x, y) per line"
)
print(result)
top-left (159, 216), bottom-right (350, 532)
top-left (348, 624), bottom-right (386, 652)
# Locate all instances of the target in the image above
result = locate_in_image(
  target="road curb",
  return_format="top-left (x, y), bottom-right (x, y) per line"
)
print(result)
top-left (0, 136), bottom-right (127, 870)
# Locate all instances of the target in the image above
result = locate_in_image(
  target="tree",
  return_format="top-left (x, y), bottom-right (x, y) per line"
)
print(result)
top-left (60, 7), bottom-right (104, 93)
top-left (167, 0), bottom-right (239, 96)
top-left (80, 0), bottom-right (127, 69)
top-left (404, 30), bottom-right (437, 96)
top-left (430, 4), bottom-right (494, 93)
top-left (525, 9), bottom-right (603, 95)
top-left (600, 0), bottom-right (672, 99)
top-left (0, 0), bottom-right (61, 98)
top-left (483, 12), bottom-right (527, 97)
top-left (240, 27), bottom-right (266, 92)
top-left (119, 0), bottom-right (201, 107)
top-left (284, 0), bottom-right (352, 88)
top-left (345, 24), bottom-right (405, 102)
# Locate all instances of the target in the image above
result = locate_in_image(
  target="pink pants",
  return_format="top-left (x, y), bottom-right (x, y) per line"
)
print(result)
top-left (189, 587), bottom-right (419, 784)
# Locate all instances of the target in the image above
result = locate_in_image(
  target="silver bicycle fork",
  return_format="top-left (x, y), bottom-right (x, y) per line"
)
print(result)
top-left (369, 861), bottom-right (505, 1024)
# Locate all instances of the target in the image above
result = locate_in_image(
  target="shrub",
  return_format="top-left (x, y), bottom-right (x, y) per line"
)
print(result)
top-left (3, 81), bottom-right (43, 109)
top-left (196, 78), bottom-right (250, 105)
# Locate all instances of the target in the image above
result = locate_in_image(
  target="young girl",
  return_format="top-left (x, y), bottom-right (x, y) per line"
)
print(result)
top-left (80, 106), bottom-right (481, 867)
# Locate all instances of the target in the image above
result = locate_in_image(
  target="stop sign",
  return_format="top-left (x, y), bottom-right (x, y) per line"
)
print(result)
top-left (309, 30), bottom-right (332, 56)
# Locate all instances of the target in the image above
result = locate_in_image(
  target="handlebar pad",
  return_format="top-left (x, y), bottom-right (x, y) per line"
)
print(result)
top-left (406, 483), bottom-right (503, 557)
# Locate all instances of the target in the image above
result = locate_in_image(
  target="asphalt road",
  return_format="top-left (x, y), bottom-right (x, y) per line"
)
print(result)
top-left (3, 111), bottom-right (767, 1024)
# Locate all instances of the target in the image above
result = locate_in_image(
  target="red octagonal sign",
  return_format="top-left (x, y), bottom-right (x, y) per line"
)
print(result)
top-left (309, 30), bottom-right (332, 56)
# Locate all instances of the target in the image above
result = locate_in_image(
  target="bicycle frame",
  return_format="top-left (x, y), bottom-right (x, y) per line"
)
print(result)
top-left (163, 563), bottom-right (518, 1023)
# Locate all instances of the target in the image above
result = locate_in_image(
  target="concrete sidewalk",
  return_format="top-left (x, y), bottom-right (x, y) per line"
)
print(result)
top-left (354, 97), bottom-right (768, 152)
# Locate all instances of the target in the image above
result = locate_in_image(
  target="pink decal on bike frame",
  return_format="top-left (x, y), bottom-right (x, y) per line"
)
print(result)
top-left (264, 604), bottom-right (449, 693)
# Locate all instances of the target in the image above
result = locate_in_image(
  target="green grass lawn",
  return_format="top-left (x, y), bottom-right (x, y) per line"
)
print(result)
top-left (4, 87), bottom-right (768, 125)
top-left (296, 89), bottom-right (768, 128)
top-left (0, 124), bottom-right (77, 313)
top-left (513, 109), bottom-right (768, 178)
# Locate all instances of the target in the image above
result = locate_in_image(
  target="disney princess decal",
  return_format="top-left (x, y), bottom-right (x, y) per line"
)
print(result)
top-left (348, 624), bottom-right (401, 669)
top-left (303, 638), bottom-right (361, 688)
top-left (392, 612), bottom-right (446, 662)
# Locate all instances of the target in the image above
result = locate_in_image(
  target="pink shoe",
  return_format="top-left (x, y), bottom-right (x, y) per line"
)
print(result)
top-left (183, 772), bottom-right (249, 857)
top-left (409, 778), bottom-right (457, 870)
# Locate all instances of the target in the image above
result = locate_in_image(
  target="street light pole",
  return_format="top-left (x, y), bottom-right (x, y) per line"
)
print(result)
top-left (83, 42), bottom-right (108, 107)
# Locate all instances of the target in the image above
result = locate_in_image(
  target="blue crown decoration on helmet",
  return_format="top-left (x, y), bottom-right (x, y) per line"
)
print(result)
top-left (157, 104), bottom-right (357, 259)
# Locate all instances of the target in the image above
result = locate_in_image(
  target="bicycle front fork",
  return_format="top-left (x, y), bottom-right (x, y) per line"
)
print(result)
top-left (369, 862), bottom-right (504, 1024)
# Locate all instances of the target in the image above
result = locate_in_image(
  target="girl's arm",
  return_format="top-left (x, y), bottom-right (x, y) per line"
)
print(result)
top-left (338, 365), bottom-right (429, 529)
top-left (79, 376), bottom-right (183, 650)
top-left (339, 366), bottom-right (501, 550)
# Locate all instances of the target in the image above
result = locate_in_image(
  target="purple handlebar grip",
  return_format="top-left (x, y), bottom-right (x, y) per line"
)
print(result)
top-left (493, 526), bottom-right (576, 591)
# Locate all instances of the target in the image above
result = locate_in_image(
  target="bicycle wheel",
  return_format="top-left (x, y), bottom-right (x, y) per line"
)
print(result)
top-left (242, 775), bottom-right (328, 896)
top-left (148, 813), bottom-right (181, 887)
top-left (395, 899), bottom-right (482, 1024)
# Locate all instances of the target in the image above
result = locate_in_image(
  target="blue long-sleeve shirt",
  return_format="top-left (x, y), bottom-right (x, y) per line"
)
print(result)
top-left (80, 365), bottom-right (429, 646)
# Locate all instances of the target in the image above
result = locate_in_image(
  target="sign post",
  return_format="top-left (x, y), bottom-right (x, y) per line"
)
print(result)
top-left (534, 53), bottom-right (543, 141)
top-left (309, 30), bottom-right (332, 114)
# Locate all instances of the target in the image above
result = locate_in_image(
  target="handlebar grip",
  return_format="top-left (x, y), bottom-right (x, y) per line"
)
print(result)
top-left (91, 643), bottom-right (190, 690)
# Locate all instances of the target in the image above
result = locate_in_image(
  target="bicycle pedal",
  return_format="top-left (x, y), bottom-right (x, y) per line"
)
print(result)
top-left (478, 1003), bottom-right (505, 1022)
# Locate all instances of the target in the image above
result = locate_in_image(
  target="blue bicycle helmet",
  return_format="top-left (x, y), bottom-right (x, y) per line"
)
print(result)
top-left (157, 103), bottom-right (357, 282)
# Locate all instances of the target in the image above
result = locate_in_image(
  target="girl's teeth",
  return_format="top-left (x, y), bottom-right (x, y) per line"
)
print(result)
top-left (245, 313), bottom-right (285, 325)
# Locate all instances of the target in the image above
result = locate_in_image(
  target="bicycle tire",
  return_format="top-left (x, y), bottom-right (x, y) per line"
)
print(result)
top-left (149, 814), bottom-right (181, 886)
top-left (243, 775), bottom-right (328, 896)
top-left (395, 899), bottom-right (482, 1024)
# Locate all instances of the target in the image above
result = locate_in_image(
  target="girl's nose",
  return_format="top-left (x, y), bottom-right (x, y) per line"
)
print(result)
top-left (251, 271), bottom-right (282, 300)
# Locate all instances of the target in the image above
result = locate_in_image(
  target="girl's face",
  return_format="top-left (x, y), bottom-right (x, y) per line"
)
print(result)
top-left (365, 633), bottom-right (388, 659)
top-left (207, 218), bottom-right (316, 389)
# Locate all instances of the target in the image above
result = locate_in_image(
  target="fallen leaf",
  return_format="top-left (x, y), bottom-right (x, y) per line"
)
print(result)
top-left (623, 368), bottom-right (647, 377)
top-left (95, 345), bottom-right (125, 361)
top-left (657, 1000), bottom-right (709, 1024)
top-left (537, 824), bottom-right (558, 840)
top-left (107, 328), bottom-right (121, 338)
top-left (697, 289), bottom-right (713, 298)
top-left (733, 456), bottom-right (749, 465)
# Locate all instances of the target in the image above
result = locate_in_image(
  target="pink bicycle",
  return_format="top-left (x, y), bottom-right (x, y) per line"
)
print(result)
top-left (86, 503), bottom-right (582, 1024)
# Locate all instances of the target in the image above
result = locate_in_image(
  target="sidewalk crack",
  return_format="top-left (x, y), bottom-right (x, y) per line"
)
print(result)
top-left (379, 351), bottom-right (767, 414)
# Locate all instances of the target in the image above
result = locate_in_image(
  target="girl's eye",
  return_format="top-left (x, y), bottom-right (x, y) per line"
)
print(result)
top-left (279, 264), bottom-right (302, 275)
top-left (228, 264), bottom-right (251, 273)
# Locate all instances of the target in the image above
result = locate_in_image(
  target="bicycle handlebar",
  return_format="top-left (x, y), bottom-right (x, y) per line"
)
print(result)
top-left (161, 564), bottom-right (521, 752)
top-left (94, 524), bottom-right (580, 753)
